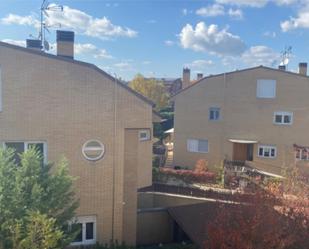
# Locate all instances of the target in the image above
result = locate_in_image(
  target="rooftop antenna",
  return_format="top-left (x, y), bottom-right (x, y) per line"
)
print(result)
top-left (280, 46), bottom-right (292, 69)
top-left (39, 0), bottom-right (63, 51)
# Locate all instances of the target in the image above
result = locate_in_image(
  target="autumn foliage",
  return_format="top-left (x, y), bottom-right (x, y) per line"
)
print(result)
top-left (204, 169), bottom-right (309, 249)
top-left (159, 160), bottom-right (216, 184)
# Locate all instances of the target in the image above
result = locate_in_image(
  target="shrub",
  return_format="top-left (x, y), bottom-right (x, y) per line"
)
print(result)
top-left (159, 168), bottom-right (216, 184)
top-left (194, 159), bottom-right (208, 173)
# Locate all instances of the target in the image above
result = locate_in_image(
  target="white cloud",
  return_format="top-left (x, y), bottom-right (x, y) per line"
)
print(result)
top-left (74, 43), bottom-right (113, 59)
top-left (263, 31), bottom-right (277, 38)
top-left (228, 8), bottom-right (243, 19)
top-left (215, 0), bottom-right (298, 7)
top-left (1, 39), bottom-right (26, 47)
top-left (196, 4), bottom-right (225, 17)
top-left (179, 22), bottom-right (246, 56)
top-left (1, 14), bottom-right (40, 28)
top-left (113, 61), bottom-right (134, 71)
top-left (1, 3), bottom-right (137, 40)
top-left (281, 9), bottom-right (309, 31)
top-left (186, 59), bottom-right (214, 70)
top-left (241, 46), bottom-right (280, 66)
top-left (215, 0), bottom-right (268, 7)
top-left (164, 40), bottom-right (175, 46)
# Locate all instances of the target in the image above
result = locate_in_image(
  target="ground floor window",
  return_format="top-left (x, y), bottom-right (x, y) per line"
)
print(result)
top-left (70, 216), bottom-right (96, 246)
top-left (294, 144), bottom-right (309, 161)
top-left (258, 145), bottom-right (276, 158)
top-left (187, 139), bottom-right (209, 153)
top-left (3, 141), bottom-right (47, 165)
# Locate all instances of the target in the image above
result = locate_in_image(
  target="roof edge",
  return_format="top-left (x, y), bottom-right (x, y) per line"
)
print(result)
top-left (0, 41), bottom-right (155, 107)
top-left (172, 65), bottom-right (309, 98)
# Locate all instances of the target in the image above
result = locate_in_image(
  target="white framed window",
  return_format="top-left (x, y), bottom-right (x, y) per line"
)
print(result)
top-left (273, 112), bottom-right (293, 125)
top-left (82, 140), bottom-right (105, 161)
top-left (139, 129), bottom-right (151, 141)
top-left (209, 107), bottom-right (220, 121)
top-left (257, 79), bottom-right (276, 98)
top-left (187, 139), bottom-right (209, 153)
top-left (295, 148), bottom-right (309, 161)
top-left (70, 216), bottom-right (96, 246)
top-left (2, 141), bottom-right (47, 165)
top-left (258, 145), bottom-right (277, 158)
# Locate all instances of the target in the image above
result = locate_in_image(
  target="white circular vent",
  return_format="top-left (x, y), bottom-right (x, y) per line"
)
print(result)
top-left (82, 140), bottom-right (105, 161)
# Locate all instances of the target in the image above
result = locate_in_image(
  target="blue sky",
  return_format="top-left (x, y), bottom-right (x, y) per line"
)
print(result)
top-left (0, 0), bottom-right (309, 80)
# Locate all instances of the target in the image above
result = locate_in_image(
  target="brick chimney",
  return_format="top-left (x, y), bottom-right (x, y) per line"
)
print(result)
top-left (298, 62), bottom-right (307, 76)
top-left (182, 68), bottom-right (191, 89)
top-left (197, 73), bottom-right (203, 80)
top-left (56, 30), bottom-right (74, 59)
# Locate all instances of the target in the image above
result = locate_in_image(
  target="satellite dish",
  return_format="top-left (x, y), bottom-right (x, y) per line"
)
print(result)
top-left (283, 58), bottom-right (289, 66)
top-left (44, 41), bottom-right (50, 51)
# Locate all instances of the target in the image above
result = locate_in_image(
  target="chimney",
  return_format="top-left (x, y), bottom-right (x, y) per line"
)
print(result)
top-left (26, 39), bottom-right (42, 51)
top-left (299, 62), bottom-right (307, 76)
top-left (56, 30), bottom-right (74, 59)
top-left (278, 65), bottom-right (286, 71)
top-left (197, 73), bottom-right (203, 80)
top-left (182, 68), bottom-right (191, 89)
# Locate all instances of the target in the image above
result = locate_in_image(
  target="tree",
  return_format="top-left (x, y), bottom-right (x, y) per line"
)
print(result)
top-left (129, 74), bottom-right (169, 111)
top-left (0, 148), bottom-right (79, 249)
top-left (204, 170), bottom-right (309, 249)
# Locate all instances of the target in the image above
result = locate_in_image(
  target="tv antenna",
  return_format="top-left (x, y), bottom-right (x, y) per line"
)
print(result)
top-left (280, 46), bottom-right (292, 69)
top-left (39, 0), bottom-right (63, 51)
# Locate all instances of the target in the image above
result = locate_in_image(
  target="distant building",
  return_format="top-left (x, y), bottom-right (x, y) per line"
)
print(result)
top-left (173, 65), bottom-right (309, 176)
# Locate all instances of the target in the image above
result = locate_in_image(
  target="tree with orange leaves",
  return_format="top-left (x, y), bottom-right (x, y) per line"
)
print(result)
top-left (204, 169), bottom-right (309, 249)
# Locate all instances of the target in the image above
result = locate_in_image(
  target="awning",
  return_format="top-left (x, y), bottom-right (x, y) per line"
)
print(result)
top-left (229, 139), bottom-right (258, 144)
top-left (164, 128), bottom-right (174, 134)
top-left (254, 169), bottom-right (285, 179)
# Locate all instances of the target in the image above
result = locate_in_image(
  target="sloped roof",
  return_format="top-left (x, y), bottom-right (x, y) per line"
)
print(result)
top-left (0, 41), bottom-right (155, 107)
top-left (173, 65), bottom-right (309, 98)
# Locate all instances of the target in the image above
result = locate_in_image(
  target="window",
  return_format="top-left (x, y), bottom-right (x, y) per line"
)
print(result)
top-left (209, 107), bottom-right (220, 121)
top-left (70, 216), bottom-right (96, 246)
top-left (82, 140), bottom-right (105, 161)
top-left (274, 112), bottom-right (293, 125)
top-left (139, 129), bottom-right (151, 141)
top-left (3, 141), bottom-right (47, 165)
top-left (257, 79), bottom-right (276, 98)
top-left (295, 148), bottom-right (309, 161)
top-left (258, 145), bottom-right (276, 158)
top-left (187, 139), bottom-right (209, 153)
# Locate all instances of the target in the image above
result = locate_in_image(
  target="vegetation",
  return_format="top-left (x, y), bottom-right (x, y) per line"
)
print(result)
top-left (153, 160), bottom-right (217, 185)
top-left (204, 169), bottom-right (309, 249)
top-left (0, 148), bottom-right (79, 249)
top-left (129, 74), bottom-right (169, 111)
top-left (77, 242), bottom-right (197, 249)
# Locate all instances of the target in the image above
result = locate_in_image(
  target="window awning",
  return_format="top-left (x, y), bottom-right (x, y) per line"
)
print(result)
top-left (164, 128), bottom-right (174, 134)
top-left (229, 139), bottom-right (258, 144)
top-left (255, 169), bottom-right (285, 179)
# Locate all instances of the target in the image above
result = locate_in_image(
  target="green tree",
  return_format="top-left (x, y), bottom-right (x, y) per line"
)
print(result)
top-left (0, 148), bottom-right (79, 249)
top-left (129, 74), bottom-right (169, 110)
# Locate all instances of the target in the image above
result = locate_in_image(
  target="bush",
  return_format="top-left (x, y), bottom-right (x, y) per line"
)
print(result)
top-left (159, 168), bottom-right (216, 184)
top-left (194, 159), bottom-right (208, 173)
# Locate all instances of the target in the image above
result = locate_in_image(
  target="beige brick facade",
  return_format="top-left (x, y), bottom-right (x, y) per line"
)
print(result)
top-left (0, 42), bottom-right (153, 245)
top-left (173, 66), bottom-right (309, 175)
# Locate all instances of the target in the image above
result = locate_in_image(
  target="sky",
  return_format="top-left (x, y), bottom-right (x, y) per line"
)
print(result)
top-left (0, 0), bottom-right (309, 80)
